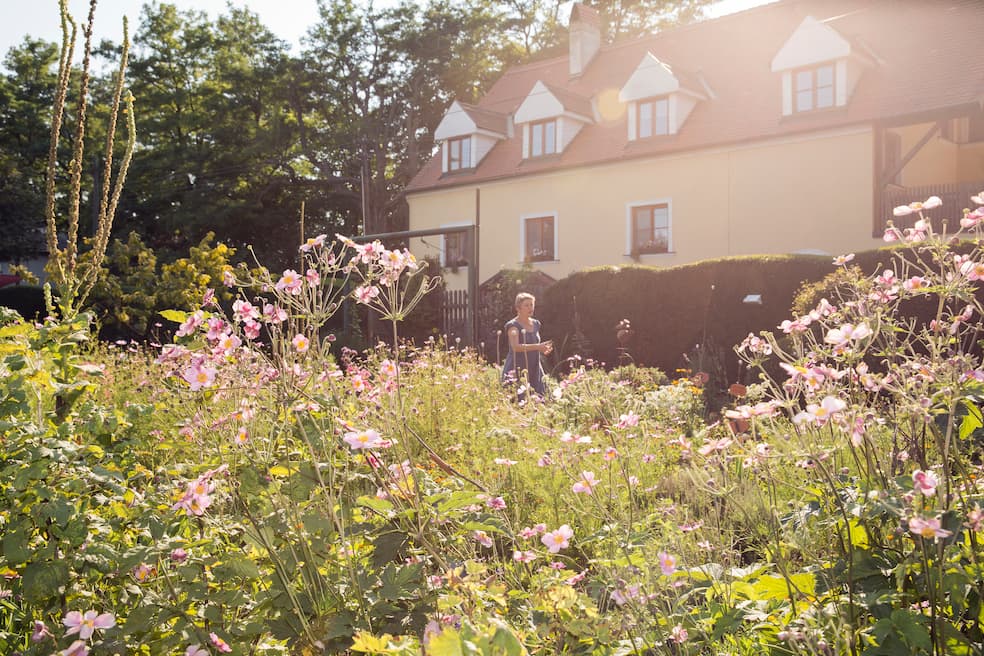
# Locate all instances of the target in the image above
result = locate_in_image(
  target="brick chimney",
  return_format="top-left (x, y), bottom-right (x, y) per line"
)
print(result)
top-left (569, 3), bottom-right (601, 78)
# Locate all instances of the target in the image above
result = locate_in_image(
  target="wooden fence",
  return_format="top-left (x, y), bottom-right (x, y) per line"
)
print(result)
top-left (442, 289), bottom-right (469, 341)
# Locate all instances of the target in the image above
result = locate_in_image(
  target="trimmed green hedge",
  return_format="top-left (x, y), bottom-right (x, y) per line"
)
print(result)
top-left (538, 245), bottom-right (942, 385)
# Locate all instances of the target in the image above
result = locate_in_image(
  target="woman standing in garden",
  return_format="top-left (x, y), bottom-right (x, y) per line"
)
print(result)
top-left (501, 292), bottom-right (552, 399)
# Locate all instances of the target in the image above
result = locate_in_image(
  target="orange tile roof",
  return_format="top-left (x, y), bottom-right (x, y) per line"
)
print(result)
top-left (457, 102), bottom-right (509, 135)
top-left (407, 0), bottom-right (984, 194)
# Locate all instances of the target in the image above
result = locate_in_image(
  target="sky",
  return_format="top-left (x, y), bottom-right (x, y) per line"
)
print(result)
top-left (2, 0), bottom-right (771, 62)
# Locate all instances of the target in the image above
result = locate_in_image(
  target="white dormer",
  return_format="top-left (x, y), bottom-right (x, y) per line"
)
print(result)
top-left (514, 81), bottom-right (594, 158)
top-left (618, 53), bottom-right (707, 140)
top-left (434, 101), bottom-right (509, 173)
top-left (771, 16), bottom-right (874, 116)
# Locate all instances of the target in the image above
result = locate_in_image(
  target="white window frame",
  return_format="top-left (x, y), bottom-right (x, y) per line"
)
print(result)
top-left (528, 119), bottom-right (558, 158)
top-left (637, 97), bottom-right (670, 139)
top-left (445, 135), bottom-right (472, 172)
top-left (519, 211), bottom-right (559, 263)
top-left (625, 199), bottom-right (672, 255)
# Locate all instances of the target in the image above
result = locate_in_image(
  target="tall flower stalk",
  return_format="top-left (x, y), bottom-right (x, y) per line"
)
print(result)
top-left (44, 0), bottom-right (135, 319)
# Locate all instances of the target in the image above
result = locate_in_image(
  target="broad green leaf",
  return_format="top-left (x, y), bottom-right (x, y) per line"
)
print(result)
top-left (2, 528), bottom-right (31, 563)
top-left (350, 631), bottom-right (396, 653)
top-left (431, 490), bottom-right (482, 514)
top-left (70, 362), bottom-right (104, 375)
top-left (489, 620), bottom-right (528, 656)
top-left (214, 554), bottom-right (262, 580)
top-left (890, 609), bottom-right (932, 651)
top-left (159, 309), bottom-right (189, 324)
top-left (322, 610), bottom-right (356, 640)
top-left (121, 605), bottom-right (160, 636)
top-left (848, 519), bottom-right (869, 548)
top-left (959, 400), bottom-right (984, 440)
top-left (41, 497), bottom-right (75, 527)
top-left (378, 563), bottom-right (423, 601)
top-left (22, 560), bottom-right (69, 604)
top-left (426, 629), bottom-right (464, 656)
top-left (461, 519), bottom-right (505, 534)
top-left (358, 495), bottom-right (394, 515)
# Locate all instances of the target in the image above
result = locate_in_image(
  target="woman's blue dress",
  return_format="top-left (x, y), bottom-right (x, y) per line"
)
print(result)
top-left (501, 318), bottom-right (545, 396)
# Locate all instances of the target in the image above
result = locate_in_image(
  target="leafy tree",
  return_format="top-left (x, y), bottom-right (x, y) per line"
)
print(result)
top-left (0, 39), bottom-right (60, 261)
top-left (591, 0), bottom-right (712, 42)
top-left (116, 3), bottom-right (303, 265)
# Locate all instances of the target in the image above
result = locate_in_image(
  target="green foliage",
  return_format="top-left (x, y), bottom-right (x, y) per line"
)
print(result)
top-left (87, 231), bottom-right (234, 338)
top-left (0, 39), bottom-right (61, 262)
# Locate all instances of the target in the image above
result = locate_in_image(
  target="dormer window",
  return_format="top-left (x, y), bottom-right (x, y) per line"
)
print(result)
top-left (772, 16), bottom-right (874, 117)
top-left (795, 64), bottom-right (835, 113)
top-left (448, 136), bottom-right (471, 171)
top-left (514, 81), bottom-right (593, 159)
top-left (434, 101), bottom-right (509, 174)
top-left (530, 119), bottom-right (557, 157)
top-left (619, 53), bottom-right (708, 141)
top-left (638, 97), bottom-right (669, 138)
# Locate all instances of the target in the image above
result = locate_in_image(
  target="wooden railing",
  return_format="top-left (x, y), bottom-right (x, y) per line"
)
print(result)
top-left (878, 181), bottom-right (984, 235)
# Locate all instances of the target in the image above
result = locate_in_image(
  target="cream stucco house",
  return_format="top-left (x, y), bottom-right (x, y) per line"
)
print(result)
top-left (406, 0), bottom-right (984, 291)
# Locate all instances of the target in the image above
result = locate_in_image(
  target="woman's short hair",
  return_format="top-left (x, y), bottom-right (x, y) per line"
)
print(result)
top-left (514, 292), bottom-right (535, 308)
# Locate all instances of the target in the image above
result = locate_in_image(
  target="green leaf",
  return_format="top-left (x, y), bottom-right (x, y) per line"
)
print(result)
top-left (426, 628), bottom-right (464, 656)
top-left (461, 519), bottom-right (505, 534)
top-left (377, 562), bottom-right (422, 601)
top-left (70, 363), bottom-right (104, 375)
top-left (321, 610), bottom-right (355, 641)
top-left (490, 619), bottom-right (528, 656)
top-left (2, 528), bottom-right (31, 564)
top-left (431, 490), bottom-right (482, 514)
top-left (358, 495), bottom-right (394, 515)
top-left (891, 609), bottom-right (932, 651)
top-left (848, 519), bottom-right (869, 548)
top-left (21, 560), bottom-right (69, 604)
top-left (41, 497), bottom-right (75, 527)
top-left (214, 554), bottom-right (262, 580)
top-left (959, 400), bottom-right (984, 440)
top-left (121, 604), bottom-right (160, 636)
top-left (159, 309), bottom-right (188, 324)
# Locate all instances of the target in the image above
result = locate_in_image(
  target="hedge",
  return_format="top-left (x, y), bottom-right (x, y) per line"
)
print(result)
top-left (537, 243), bottom-right (974, 387)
